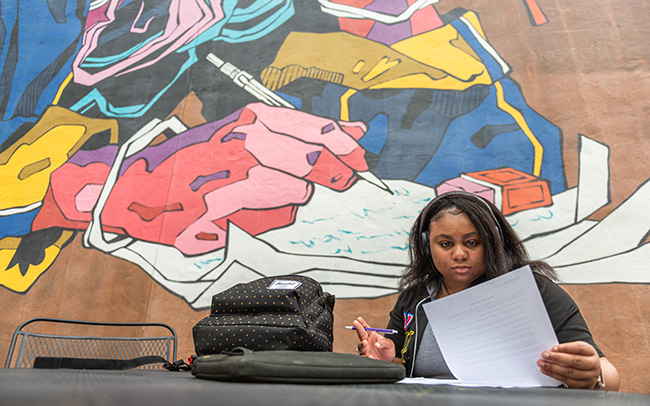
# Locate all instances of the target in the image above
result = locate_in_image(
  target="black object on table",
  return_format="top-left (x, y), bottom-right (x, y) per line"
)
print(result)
top-left (0, 368), bottom-right (648, 406)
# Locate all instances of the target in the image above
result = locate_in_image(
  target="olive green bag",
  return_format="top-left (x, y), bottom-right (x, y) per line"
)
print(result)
top-left (191, 347), bottom-right (405, 384)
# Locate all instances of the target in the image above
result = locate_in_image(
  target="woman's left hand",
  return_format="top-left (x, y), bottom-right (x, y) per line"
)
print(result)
top-left (537, 341), bottom-right (602, 389)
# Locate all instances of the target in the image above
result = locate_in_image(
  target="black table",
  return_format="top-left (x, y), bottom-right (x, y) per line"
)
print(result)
top-left (0, 369), bottom-right (647, 406)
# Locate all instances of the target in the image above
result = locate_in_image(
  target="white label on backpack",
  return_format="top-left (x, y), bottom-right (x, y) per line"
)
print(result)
top-left (268, 280), bottom-right (302, 290)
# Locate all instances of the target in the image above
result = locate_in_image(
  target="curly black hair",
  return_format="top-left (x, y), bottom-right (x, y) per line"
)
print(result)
top-left (400, 191), bottom-right (557, 295)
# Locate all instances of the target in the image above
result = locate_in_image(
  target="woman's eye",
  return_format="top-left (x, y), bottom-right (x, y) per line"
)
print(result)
top-left (466, 240), bottom-right (480, 247)
top-left (439, 241), bottom-right (452, 248)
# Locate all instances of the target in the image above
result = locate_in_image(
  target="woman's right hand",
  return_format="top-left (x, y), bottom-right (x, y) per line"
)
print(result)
top-left (353, 317), bottom-right (396, 362)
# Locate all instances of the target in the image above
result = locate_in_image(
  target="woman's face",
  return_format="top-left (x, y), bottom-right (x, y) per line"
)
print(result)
top-left (428, 209), bottom-right (486, 294)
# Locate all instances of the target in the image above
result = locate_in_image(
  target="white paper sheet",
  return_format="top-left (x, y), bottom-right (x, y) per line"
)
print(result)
top-left (422, 266), bottom-right (561, 387)
top-left (398, 377), bottom-right (519, 387)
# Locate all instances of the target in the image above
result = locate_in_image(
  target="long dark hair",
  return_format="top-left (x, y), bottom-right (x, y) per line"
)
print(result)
top-left (400, 191), bottom-right (557, 295)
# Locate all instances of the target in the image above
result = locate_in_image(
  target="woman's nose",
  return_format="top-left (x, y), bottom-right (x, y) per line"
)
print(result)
top-left (452, 245), bottom-right (468, 259)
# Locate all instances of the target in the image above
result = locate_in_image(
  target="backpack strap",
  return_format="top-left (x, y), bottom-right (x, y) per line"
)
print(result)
top-left (33, 356), bottom-right (191, 371)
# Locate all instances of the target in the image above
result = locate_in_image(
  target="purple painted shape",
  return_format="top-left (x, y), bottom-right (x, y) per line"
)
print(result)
top-left (321, 123), bottom-right (335, 134)
top-left (306, 151), bottom-right (321, 166)
top-left (364, 0), bottom-right (413, 45)
top-left (68, 145), bottom-right (119, 166)
top-left (366, 0), bottom-right (407, 14)
top-left (367, 20), bottom-right (413, 45)
top-left (189, 170), bottom-right (231, 191)
top-left (120, 108), bottom-right (244, 175)
top-left (222, 132), bottom-right (247, 142)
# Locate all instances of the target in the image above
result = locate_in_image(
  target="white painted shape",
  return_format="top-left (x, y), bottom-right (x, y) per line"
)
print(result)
top-left (555, 243), bottom-right (650, 284)
top-left (545, 179), bottom-right (650, 266)
top-left (524, 220), bottom-right (597, 260)
top-left (317, 0), bottom-right (440, 24)
top-left (200, 222), bottom-right (405, 282)
top-left (260, 179), bottom-right (432, 263)
top-left (507, 188), bottom-right (577, 240)
top-left (576, 135), bottom-right (610, 222)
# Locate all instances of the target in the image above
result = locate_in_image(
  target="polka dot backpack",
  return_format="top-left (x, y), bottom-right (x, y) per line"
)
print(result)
top-left (193, 275), bottom-right (335, 355)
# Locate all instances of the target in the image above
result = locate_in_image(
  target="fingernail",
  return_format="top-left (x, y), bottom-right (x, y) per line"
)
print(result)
top-left (542, 352), bottom-right (550, 359)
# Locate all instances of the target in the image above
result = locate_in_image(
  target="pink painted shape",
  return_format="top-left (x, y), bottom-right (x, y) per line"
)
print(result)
top-left (407, 2), bottom-right (443, 35)
top-left (85, 3), bottom-right (112, 30)
top-left (130, 1), bottom-right (155, 34)
top-left (35, 105), bottom-right (370, 255)
top-left (435, 177), bottom-right (495, 204)
top-left (175, 165), bottom-right (312, 255)
top-left (50, 162), bottom-right (111, 223)
top-left (37, 109), bottom-right (258, 246)
top-left (239, 119), bottom-right (322, 177)
top-left (101, 129), bottom-right (257, 248)
top-left (245, 103), bottom-right (368, 170)
top-left (75, 184), bottom-right (104, 212)
top-left (74, 0), bottom-right (226, 85)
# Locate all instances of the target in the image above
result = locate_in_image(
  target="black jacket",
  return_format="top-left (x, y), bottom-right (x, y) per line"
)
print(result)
top-left (386, 275), bottom-right (603, 377)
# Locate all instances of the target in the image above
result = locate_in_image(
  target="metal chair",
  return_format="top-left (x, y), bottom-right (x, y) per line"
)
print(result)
top-left (4, 317), bottom-right (178, 369)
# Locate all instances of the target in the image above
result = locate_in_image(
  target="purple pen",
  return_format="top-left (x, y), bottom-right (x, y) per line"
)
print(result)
top-left (345, 326), bottom-right (398, 334)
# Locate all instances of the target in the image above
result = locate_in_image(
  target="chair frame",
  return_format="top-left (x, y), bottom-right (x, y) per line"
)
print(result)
top-left (4, 317), bottom-right (178, 369)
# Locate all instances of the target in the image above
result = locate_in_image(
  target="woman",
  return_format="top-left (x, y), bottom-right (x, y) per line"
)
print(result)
top-left (353, 191), bottom-right (619, 390)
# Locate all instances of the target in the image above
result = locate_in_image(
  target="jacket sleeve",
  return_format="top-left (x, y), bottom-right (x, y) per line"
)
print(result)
top-left (386, 291), bottom-right (407, 354)
top-left (538, 276), bottom-right (604, 357)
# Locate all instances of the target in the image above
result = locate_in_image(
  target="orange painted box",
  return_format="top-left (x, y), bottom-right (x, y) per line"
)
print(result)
top-left (460, 167), bottom-right (552, 215)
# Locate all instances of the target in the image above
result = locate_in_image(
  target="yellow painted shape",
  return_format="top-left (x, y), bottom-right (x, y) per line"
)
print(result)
top-left (0, 106), bottom-right (118, 166)
top-left (52, 73), bottom-right (74, 105)
top-left (261, 12), bottom-right (498, 92)
top-left (352, 60), bottom-right (365, 74)
top-left (0, 125), bottom-right (86, 208)
top-left (362, 56), bottom-right (401, 82)
top-left (339, 89), bottom-right (357, 121)
top-left (494, 81), bottom-right (543, 176)
top-left (260, 31), bottom-right (450, 91)
top-left (0, 106), bottom-right (118, 210)
top-left (390, 20), bottom-right (492, 86)
top-left (0, 230), bottom-right (74, 293)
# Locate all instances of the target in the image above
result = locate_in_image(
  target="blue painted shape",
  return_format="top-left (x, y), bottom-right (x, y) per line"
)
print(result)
top-left (359, 114), bottom-right (389, 156)
top-left (309, 80), bottom-right (566, 194)
top-left (0, 1), bottom-right (85, 115)
top-left (0, 0), bottom-right (87, 144)
top-left (415, 78), bottom-right (565, 193)
top-left (277, 92), bottom-right (302, 109)
top-left (0, 209), bottom-right (39, 239)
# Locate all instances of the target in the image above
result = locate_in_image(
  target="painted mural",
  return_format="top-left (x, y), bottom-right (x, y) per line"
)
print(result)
top-left (1, 0), bottom-right (648, 310)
